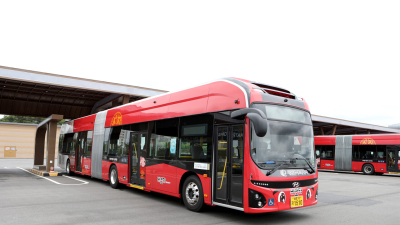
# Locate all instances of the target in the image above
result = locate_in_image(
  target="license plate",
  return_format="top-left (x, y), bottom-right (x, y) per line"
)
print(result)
top-left (291, 196), bottom-right (303, 208)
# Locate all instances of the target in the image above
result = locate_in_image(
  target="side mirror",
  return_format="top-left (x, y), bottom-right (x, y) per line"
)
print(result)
top-left (231, 108), bottom-right (268, 137)
top-left (247, 113), bottom-right (268, 137)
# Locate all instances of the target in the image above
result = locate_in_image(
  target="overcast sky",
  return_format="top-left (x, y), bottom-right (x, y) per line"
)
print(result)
top-left (0, 1), bottom-right (399, 126)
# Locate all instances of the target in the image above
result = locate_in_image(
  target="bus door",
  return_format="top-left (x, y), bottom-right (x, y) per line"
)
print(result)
top-left (130, 132), bottom-right (147, 186)
top-left (76, 132), bottom-right (86, 172)
top-left (387, 146), bottom-right (400, 172)
top-left (214, 125), bottom-right (244, 207)
top-left (65, 136), bottom-right (74, 168)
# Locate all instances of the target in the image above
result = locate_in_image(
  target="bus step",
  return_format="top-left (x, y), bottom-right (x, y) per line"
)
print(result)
top-left (130, 184), bottom-right (144, 190)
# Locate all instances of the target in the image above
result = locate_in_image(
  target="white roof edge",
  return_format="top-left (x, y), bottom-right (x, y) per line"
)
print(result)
top-left (0, 121), bottom-right (62, 127)
top-left (312, 114), bottom-right (400, 133)
top-left (0, 66), bottom-right (167, 97)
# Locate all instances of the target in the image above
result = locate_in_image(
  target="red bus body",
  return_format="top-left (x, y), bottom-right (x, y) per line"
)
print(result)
top-left (315, 134), bottom-right (400, 174)
top-left (58, 78), bottom-right (318, 213)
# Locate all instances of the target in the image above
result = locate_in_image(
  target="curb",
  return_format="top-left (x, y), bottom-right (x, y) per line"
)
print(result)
top-left (29, 168), bottom-right (64, 177)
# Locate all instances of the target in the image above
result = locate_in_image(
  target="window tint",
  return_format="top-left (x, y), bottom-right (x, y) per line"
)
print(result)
top-left (149, 118), bottom-right (179, 160)
top-left (85, 131), bottom-right (93, 156)
top-left (316, 145), bottom-right (335, 160)
top-left (131, 123), bottom-right (148, 132)
top-left (254, 104), bottom-right (312, 124)
top-left (109, 126), bottom-right (123, 156)
top-left (103, 127), bottom-right (111, 159)
top-left (353, 145), bottom-right (388, 161)
top-left (58, 134), bottom-right (64, 153)
top-left (352, 145), bottom-right (359, 160)
top-left (78, 131), bottom-right (87, 157)
top-left (376, 145), bottom-right (386, 160)
top-left (315, 149), bottom-right (321, 159)
top-left (71, 133), bottom-right (78, 155)
top-left (63, 133), bottom-right (74, 154)
top-left (179, 115), bottom-right (213, 162)
top-left (358, 145), bottom-right (376, 160)
top-left (151, 135), bottom-right (177, 160)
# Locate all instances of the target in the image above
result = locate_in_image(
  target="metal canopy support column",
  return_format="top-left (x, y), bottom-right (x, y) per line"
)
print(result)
top-left (34, 128), bottom-right (46, 166)
top-left (331, 125), bottom-right (337, 135)
top-left (33, 114), bottom-right (63, 172)
top-left (122, 95), bottom-right (129, 105)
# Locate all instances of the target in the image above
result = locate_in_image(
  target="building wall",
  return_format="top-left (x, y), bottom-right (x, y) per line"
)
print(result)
top-left (0, 122), bottom-right (60, 158)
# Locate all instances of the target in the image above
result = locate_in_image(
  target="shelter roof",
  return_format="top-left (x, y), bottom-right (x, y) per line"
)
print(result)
top-left (0, 65), bottom-right (166, 119)
top-left (312, 114), bottom-right (400, 135)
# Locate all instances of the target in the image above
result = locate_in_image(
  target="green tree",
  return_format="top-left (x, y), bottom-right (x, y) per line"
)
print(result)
top-left (0, 115), bottom-right (65, 125)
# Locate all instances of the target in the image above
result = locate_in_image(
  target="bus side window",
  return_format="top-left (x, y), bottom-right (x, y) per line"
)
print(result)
top-left (103, 127), bottom-right (111, 159)
top-left (153, 118), bottom-right (179, 160)
top-left (58, 134), bottom-right (64, 154)
top-left (376, 145), bottom-right (386, 160)
top-left (320, 145), bottom-right (334, 160)
top-left (178, 114), bottom-right (213, 162)
top-left (352, 145), bottom-right (359, 160)
top-left (72, 133), bottom-right (78, 155)
top-left (315, 150), bottom-right (320, 158)
top-left (109, 126), bottom-right (123, 157)
top-left (358, 145), bottom-right (376, 160)
top-left (315, 145), bottom-right (322, 159)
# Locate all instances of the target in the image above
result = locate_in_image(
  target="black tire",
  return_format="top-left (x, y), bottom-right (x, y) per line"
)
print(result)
top-left (362, 164), bottom-right (375, 175)
top-left (66, 160), bottom-right (72, 176)
top-left (109, 165), bottom-right (119, 189)
top-left (182, 175), bottom-right (205, 212)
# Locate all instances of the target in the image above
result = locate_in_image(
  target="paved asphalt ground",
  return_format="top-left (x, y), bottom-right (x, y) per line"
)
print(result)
top-left (1, 159), bottom-right (400, 225)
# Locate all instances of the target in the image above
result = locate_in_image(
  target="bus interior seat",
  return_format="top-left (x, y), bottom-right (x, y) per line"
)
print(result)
top-left (191, 146), bottom-right (206, 160)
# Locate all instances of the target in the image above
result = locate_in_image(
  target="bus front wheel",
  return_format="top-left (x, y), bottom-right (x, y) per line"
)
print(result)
top-left (182, 175), bottom-right (205, 212)
top-left (362, 164), bottom-right (375, 175)
top-left (109, 165), bottom-right (119, 189)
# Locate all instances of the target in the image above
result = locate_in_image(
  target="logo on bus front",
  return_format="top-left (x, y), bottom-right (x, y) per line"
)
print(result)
top-left (360, 138), bottom-right (376, 145)
top-left (110, 112), bottom-right (122, 126)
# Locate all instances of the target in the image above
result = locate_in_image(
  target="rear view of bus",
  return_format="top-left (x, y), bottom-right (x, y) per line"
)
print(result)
top-left (219, 80), bottom-right (318, 213)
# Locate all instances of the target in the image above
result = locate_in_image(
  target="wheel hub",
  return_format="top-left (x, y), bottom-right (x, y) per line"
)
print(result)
top-left (111, 170), bottom-right (117, 184)
top-left (185, 182), bottom-right (199, 206)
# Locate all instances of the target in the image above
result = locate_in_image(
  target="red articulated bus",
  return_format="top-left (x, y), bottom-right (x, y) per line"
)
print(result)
top-left (58, 78), bottom-right (318, 213)
top-left (315, 134), bottom-right (400, 175)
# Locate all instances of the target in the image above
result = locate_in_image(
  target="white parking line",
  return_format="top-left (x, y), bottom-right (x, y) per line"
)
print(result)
top-left (17, 167), bottom-right (89, 185)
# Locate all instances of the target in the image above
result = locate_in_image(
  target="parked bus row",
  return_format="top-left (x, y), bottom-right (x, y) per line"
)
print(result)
top-left (58, 78), bottom-right (318, 213)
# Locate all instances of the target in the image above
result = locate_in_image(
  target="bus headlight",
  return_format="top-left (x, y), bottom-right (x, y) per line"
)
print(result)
top-left (315, 188), bottom-right (318, 200)
top-left (249, 189), bottom-right (266, 208)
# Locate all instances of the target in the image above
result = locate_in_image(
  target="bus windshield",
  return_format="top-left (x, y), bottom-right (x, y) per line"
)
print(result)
top-left (250, 104), bottom-right (315, 170)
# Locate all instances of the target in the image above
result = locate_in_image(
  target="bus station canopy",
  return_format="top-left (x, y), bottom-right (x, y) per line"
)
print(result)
top-left (312, 114), bottom-right (400, 136)
top-left (0, 66), bottom-right (167, 119)
top-left (1, 65), bottom-right (399, 134)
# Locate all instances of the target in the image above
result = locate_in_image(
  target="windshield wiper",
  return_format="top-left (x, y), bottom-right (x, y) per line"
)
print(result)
top-left (291, 154), bottom-right (315, 174)
top-left (265, 163), bottom-right (291, 176)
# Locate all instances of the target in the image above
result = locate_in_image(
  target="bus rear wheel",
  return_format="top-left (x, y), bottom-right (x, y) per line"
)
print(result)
top-left (182, 175), bottom-right (205, 212)
top-left (66, 160), bottom-right (72, 176)
top-left (109, 165), bottom-right (119, 189)
top-left (362, 164), bottom-right (375, 175)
